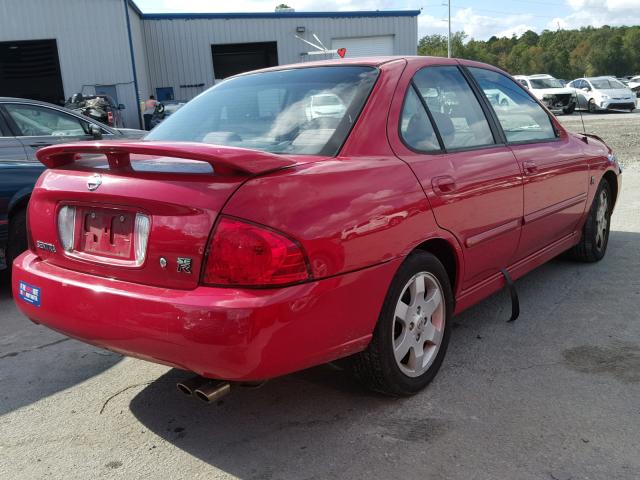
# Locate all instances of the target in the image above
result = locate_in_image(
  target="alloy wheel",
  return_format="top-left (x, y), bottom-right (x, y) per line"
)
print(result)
top-left (392, 272), bottom-right (445, 377)
top-left (595, 189), bottom-right (609, 251)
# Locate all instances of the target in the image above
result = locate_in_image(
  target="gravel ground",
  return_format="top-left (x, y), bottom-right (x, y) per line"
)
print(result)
top-left (1, 117), bottom-right (639, 479)
top-left (558, 107), bottom-right (640, 169)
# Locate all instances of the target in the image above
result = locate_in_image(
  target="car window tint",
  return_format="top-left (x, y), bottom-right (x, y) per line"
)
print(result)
top-left (5, 104), bottom-right (88, 137)
top-left (412, 66), bottom-right (495, 150)
top-left (400, 87), bottom-right (441, 152)
top-left (468, 67), bottom-right (557, 143)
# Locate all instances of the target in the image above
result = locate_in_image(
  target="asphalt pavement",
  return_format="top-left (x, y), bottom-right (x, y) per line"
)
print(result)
top-left (1, 119), bottom-right (639, 479)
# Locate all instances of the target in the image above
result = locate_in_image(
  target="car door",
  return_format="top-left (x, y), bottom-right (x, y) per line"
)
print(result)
top-left (1, 103), bottom-right (110, 160)
top-left (468, 67), bottom-right (590, 259)
top-left (389, 62), bottom-right (524, 290)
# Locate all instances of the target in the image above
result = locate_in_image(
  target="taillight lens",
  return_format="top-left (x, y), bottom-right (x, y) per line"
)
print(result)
top-left (134, 213), bottom-right (151, 266)
top-left (57, 205), bottom-right (76, 251)
top-left (202, 217), bottom-right (310, 287)
top-left (107, 111), bottom-right (114, 125)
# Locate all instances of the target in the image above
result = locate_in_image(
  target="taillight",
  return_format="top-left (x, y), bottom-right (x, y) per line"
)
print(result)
top-left (57, 205), bottom-right (76, 251)
top-left (107, 111), bottom-right (114, 125)
top-left (134, 213), bottom-right (151, 265)
top-left (202, 217), bottom-right (310, 287)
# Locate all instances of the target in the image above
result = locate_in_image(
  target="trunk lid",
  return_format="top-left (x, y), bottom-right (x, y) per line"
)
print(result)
top-left (28, 141), bottom-right (300, 289)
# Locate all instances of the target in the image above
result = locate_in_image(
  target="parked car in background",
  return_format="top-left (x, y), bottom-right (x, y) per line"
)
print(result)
top-left (0, 97), bottom-right (144, 278)
top-left (150, 100), bottom-right (186, 129)
top-left (306, 93), bottom-right (347, 119)
top-left (12, 58), bottom-right (621, 398)
top-left (568, 77), bottom-right (636, 112)
top-left (628, 76), bottom-right (640, 97)
top-left (65, 93), bottom-right (126, 128)
top-left (515, 74), bottom-right (577, 114)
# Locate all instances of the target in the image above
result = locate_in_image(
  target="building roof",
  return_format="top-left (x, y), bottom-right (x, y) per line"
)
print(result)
top-left (127, 2), bottom-right (420, 20)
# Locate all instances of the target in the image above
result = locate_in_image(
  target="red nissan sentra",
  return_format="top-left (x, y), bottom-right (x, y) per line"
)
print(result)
top-left (12, 57), bottom-right (621, 398)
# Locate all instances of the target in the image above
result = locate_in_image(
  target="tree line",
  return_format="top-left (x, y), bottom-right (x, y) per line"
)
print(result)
top-left (418, 25), bottom-right (640, 79)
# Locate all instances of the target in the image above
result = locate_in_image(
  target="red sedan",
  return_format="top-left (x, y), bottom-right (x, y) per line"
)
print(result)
top-left (12, 57), bottom-right (621, 398)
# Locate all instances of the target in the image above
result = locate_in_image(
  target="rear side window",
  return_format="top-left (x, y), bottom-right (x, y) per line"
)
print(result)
top-left (412, 66), bottom-right (495, 150)
top-left (469, 67), bottom-right (556, 143)
top-left (400, 87), bottom-right (440, 153)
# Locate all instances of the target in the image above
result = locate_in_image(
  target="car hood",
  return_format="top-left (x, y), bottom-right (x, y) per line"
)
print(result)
top-left (116, 128), bottom-right (147, 139)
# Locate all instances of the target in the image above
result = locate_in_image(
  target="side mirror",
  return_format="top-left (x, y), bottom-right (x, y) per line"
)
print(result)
top-left (581, 87), bottom-right (591, 92)
top-left (118, 104), bottom-right (126, 110)
top-left (89, 124), bottom-right (103, 140)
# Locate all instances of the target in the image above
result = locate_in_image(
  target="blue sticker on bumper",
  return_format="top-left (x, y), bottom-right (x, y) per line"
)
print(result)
top-left (18, 281), bottom-right (41, 307)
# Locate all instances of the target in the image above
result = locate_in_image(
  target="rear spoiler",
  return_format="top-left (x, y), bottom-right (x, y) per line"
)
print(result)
top-left (36, 141), bottom-right (298, 175)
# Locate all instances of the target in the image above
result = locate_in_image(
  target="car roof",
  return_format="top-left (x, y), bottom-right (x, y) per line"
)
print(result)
top-left (234, 56), bottom-right (507, 78)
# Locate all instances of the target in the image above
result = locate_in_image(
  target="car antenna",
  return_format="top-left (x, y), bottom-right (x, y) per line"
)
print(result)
top-left (578, 106), bottom-right (587, 136)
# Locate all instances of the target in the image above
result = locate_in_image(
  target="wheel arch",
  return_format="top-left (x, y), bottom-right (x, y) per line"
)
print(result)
top-left (411, 237), bottom-right (460, 295)
top-left (8, 188), bottom-right (31, 218)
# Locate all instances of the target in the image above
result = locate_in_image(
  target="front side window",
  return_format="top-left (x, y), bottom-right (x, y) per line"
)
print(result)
top-left (399, 87), bottom-right (440, 153)
top-left (412, 66), bottom-right (495, 150)
top-left (147, 66), bottom-right (379, 156)
top-left (5, 104), bottom-right (89, 137)
top-left (469, 67), bottom-right (557, 143)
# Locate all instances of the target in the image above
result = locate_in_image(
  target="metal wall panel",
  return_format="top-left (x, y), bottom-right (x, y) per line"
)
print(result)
top-left (142, 15), bottom-right (418, 102)
top-left (0, 0), bottom-right (140, 127)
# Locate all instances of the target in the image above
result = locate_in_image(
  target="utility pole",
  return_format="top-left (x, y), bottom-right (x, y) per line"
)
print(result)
top-left (447, 0), bottom-right (452, 58)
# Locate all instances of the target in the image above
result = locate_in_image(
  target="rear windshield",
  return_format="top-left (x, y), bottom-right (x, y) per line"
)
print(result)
top-left (146, 66), bottom-right (379, 156)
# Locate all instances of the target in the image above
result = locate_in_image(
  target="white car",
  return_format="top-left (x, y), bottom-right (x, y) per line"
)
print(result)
top-left (307, 93), bottom-right (346, 119)
top-left (514, 74), bottom-right (577, 114)
top-left (628, 76), bottom-right (640, 97)
top-left (568, 77), bottom-right (636, 113)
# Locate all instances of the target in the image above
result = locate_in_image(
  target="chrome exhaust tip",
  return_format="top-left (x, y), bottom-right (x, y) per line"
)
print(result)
top-left (176, 376), bottom-right (206, 396)
top-left (194, 380), bottom-right (232, 403)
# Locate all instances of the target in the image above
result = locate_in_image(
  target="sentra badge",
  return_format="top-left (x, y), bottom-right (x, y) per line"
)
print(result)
top-left (36, 241), bottom-right (57, 253)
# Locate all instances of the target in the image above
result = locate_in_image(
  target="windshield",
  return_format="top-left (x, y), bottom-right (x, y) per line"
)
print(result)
top-left (147, 66), bottom-right (379, 156)
top-left (591, 78), bottom-right (626, 89)
top-left (529, 78), bottom-right (563, 89)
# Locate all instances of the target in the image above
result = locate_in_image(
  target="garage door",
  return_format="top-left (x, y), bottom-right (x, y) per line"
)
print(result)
top-left (331, 36), bottom-right (394, 58)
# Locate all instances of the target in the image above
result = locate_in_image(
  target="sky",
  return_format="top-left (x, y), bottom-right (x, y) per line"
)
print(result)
top-left (134, 0), bottom-right (640, 41)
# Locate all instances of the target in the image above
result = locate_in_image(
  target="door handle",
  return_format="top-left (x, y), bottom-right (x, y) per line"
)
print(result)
top-left (523, 160), bottom-right (538, 175)
top-left (432, 175), bottom-right (456, 194)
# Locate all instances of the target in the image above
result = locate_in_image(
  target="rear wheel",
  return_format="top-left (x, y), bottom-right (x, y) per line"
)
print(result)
top-left (563, 104), bottom-right (576, 114)
top-left (348, 251), bottom-right (453, 396)
top-left (569, 180), bottom-right (611, 262)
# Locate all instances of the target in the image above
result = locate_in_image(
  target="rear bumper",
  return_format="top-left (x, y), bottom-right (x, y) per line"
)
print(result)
top-left (12, 252), bottom-right (399, 381)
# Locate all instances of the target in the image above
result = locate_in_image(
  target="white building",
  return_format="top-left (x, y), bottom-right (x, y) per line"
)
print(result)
top-left (0, 0), bottom-right (419, 128)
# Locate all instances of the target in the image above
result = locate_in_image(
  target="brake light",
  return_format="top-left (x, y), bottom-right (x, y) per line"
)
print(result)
top-left (202, 217), bottom-right (310, 287)
top-left (57, 205), bottom-right (76, 251)
top-left (107, 111), bottom-right (114, 125)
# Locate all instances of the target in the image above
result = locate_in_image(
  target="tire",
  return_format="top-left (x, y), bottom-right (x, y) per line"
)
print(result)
top-left (6, 208), bottom-right (28, 292)
top-left (569, 179), bottom-right (611, 262)
top-left (348, 251), bottom-right (453, 396)
top-left (563, 104), bottom-right (576, 115)
top-left (588, 99), bottom-right (597, 113)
